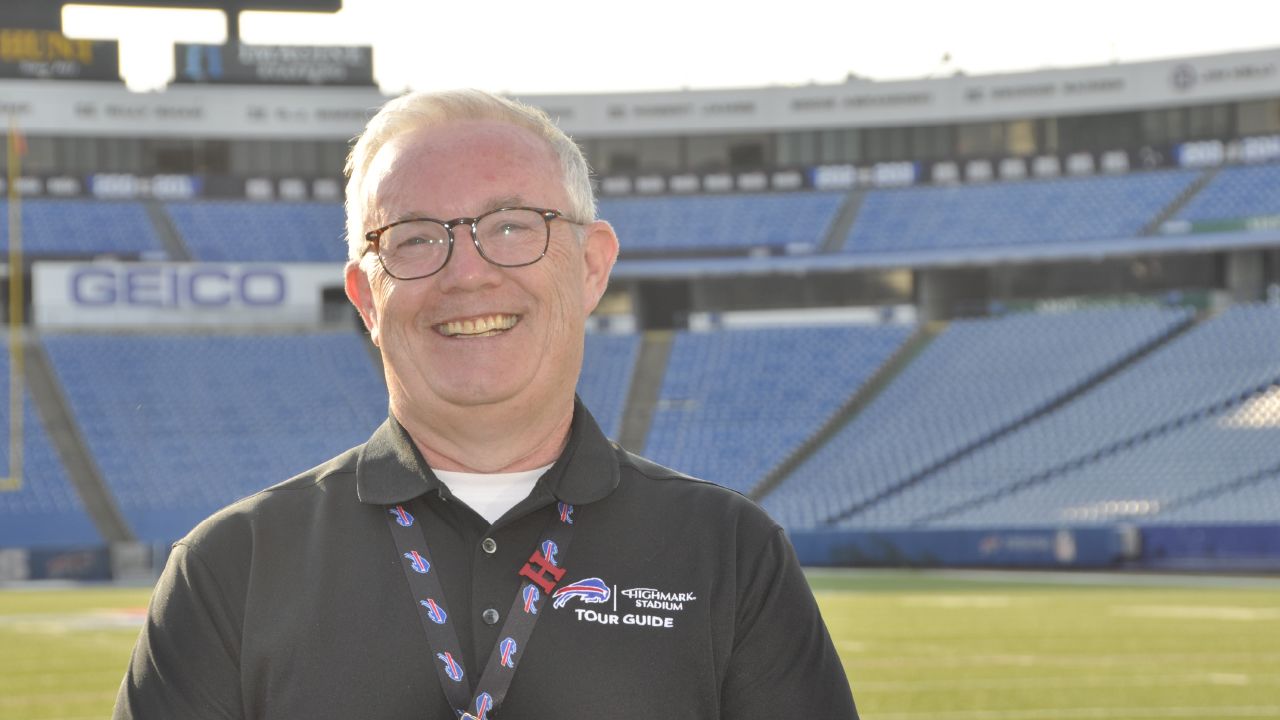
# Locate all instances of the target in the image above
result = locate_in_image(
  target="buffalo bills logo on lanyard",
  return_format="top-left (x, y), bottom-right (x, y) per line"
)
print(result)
top-left (389, 505), bottom-right (415, 527)
top-left (403, 550), bottom-right (430, 574)
top-left (420, 598), bottom-right (447, 625)
top-left (522, 584), bottom-right (540, 615)
top-left (540, 540), bottom-right (559, 567)
top-left (499, 637), bottom-right (518, 669)
top-left (436, 652), bottom-right (464, 682)
top-left (462, 692), bottom-right (494, 720)
top-left (557, 502), bottom-right (574, 524)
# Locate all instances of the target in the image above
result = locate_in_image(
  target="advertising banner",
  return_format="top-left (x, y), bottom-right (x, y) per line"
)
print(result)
top-left (789, 527), bottom-right (1126, 568)
top-left (1140, 524), bottom-right (1280, 572)
top-left (34, 262), bottom-right (339, 328)
top-left (0, 28), bottom-right (120, 81)
top-left (26, 547), bottom-right (112, 581)
top-left (174, 42), bottom-right (373, 86)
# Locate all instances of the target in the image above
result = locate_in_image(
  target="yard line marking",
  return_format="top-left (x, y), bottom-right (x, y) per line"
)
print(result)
top-left (870, 705), bottom-right (1280, 720)
top-left (0, 610), bottom-right (146, 632)
top-left (0, 691), bottom-right (119, 708)
top-left (853, 672), bottom-right (1273, 692)
top-left (804, 567), bottom-right (1280, 589)
top-left (1111, 605), bottom-right (1280, 621)
top-left (844, 650), bottom-right (1280, 669)
top-left (899, 594), bottom-right (1013, 608)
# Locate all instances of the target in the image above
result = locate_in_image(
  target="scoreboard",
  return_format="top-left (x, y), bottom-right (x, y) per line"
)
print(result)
top-left (50, 1), bottom-right (340, 10)
top-left (6, 1), bottom-right (341, 31)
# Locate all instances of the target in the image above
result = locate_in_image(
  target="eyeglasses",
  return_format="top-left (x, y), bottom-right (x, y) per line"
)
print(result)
top-left (363, 206), bottom-right (580, 280)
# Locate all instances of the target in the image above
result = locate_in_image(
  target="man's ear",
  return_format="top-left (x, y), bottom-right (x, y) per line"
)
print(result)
top-left (580, 220), bottom-right (620, 315)
top-left (344, 259), bottom-right (381, 347)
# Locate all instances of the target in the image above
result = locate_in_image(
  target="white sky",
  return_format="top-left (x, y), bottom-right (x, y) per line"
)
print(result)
top-left (60, 0), bottom-right (1280, 95)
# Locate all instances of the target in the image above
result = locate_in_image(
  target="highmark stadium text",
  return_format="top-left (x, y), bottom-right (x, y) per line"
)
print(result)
top-left (619, 587), bottom-right (697, 611)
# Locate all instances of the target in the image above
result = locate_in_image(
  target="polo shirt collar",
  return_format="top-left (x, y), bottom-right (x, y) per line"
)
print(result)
top-left (355, 396), bottom-right (619, 507)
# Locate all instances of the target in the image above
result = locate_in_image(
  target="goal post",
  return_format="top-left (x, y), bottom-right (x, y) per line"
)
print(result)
top-left (1, 116), bottom-right (25, 493)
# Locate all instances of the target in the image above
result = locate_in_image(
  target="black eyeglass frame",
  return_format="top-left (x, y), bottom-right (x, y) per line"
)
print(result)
top-left (363, 206), bottom-right (581, 280)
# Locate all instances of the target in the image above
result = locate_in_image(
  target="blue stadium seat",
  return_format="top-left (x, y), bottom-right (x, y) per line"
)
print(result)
top-left (0, 199), bottom-right (165, 257)
top-left (599, 192), bottom-right (846, 253)
top-left (844, 170), bottom-right (1201, 253)
top-left (165, 201), bottom-right (347, 262)
top-left (904, 303), bottom-right (1280, 528)
top-left (1152, 468), bottom-right (1280, 524)
top-left (43, 332), bottom-right (387, 544)
top-left (643, 324), bottom-right (911, 494)
top-left (761, 305), bottom-right (1193, 529)
top-left (1176, 163), bottom-right (1280, 223)
top-left (0, 343), bottom-right (101, 548)
top-left (577, 333), bottom-right (641, 440)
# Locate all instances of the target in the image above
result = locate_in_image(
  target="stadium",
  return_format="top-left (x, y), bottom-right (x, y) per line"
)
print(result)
top-left (2, 1), bottom-right (1279, 718)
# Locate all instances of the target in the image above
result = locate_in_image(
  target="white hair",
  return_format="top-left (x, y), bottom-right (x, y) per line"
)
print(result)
top-left (344, 89), bottom-right (596, 261)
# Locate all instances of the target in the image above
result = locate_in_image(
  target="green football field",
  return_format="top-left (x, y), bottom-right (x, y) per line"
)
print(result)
top-left (2, 569), bottom-right (1278, 720)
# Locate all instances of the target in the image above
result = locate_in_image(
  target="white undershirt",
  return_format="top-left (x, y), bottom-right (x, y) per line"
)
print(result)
top-left (432, 464), bottom-right (553, 525)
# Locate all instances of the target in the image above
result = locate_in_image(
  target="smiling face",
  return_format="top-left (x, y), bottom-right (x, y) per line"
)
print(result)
top-left (346, 120), bottom-right (617, 440)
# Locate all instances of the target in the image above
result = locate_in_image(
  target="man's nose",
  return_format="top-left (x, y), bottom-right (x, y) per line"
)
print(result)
top-left (436, 226), bottom-right (503, 291)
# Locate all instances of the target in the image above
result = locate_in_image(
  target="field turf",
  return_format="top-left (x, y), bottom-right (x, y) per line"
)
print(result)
top-left (2, 570), bottom-right (1278, 719)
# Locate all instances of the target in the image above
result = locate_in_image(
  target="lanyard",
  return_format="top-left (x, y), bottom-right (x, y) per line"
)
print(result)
top-left (385, 498), bottom-right (576, 719)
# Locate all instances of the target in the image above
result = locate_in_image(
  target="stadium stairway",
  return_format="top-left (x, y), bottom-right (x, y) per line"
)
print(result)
top-left (1140, 167), bottom-right (1221, 236)
top-left (21, 335), bottom-right (133, 542)
top-left (144, 199), bottom-right (193, 260)
top-left (617, 330), bottom-right (674, 452)
top-left (818, 188), bottom-right (868, 253)
top-left (807, 307), bottom-right (1199, 528)
top-left (749, 322), bottom-right (941, 502)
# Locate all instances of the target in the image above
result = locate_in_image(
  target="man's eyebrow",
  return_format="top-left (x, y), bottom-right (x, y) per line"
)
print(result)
top-left (482, 195), bottom-right (525, 212)
top-left (384, 196), bottom-right (526, 225)
top-left (385, 210), bottom-right (431, 224)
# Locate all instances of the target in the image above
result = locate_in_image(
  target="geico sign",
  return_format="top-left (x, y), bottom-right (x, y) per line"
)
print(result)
top-left (71, 266), bottom-right (286, 308)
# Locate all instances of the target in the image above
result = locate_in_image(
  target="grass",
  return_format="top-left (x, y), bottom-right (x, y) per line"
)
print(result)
top-left (0, 587), bottom-right (150, 720)
top-left (813, 569), bottom-right (1280, 719)
top-left (2, 571), bottom-right (1279, 719)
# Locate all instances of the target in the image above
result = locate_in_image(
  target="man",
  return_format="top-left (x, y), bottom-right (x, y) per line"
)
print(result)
top-left (115, 89), bottom-right (857, 719)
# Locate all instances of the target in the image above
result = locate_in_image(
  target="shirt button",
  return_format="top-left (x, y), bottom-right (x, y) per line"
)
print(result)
top-left (482, 608), bottom-right (500, 625)
top-left (481, 538), bottom-right (497, 555)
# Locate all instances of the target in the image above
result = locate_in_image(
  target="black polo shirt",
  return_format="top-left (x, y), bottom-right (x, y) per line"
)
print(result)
top-left (114, 401), bottom-right (857, 719)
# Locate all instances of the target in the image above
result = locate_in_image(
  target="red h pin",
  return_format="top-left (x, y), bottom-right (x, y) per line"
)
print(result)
top-left (518, 547), bottom-right (565, 594)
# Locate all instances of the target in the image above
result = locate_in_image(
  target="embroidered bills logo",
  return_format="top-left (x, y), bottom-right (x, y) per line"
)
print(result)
top-left (389, 505), bottom-right (414, 527)
top-left (522, 584), bottom-right (540, 615)
top-left (499, 637), bottom-right (518, 668)
top-left (420, 598), bottom-right (447, 624)
top-left (557, 502), bottom-right (574, 524)
top-left (403, 551), bottom-right (430, 574)
top-left (552, 577), bottom-right (610, 609)
top-left (541, 540), bottom-right (559, 567)
top-left (558, 580), bottom-right (690, 631)
top-left (436, 652), bottom-right (463, 682)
